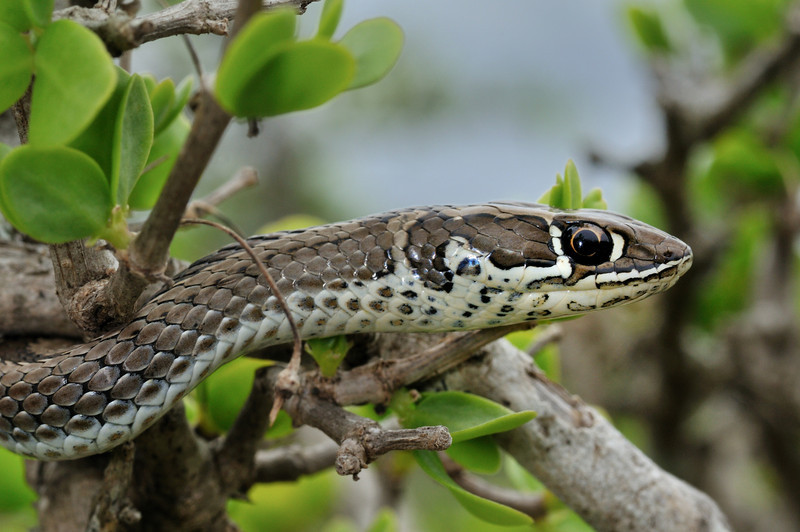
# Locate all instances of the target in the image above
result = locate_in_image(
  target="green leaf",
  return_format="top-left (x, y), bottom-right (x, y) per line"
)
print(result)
top-left (403, 391), bottom-right (535, 443)
top-left (29, 19), bottom-right (116, 146)
top-left (23, 0), bottom-right (53, 28)
top-left (0, 143), bottom-right (11, 164)
top-left (216, 9), bottom-right (297, 113)
top-left (684, 0), bottom-right (785, 62)
top-left (151, 76), bottom-right (192, 135)
top-left (414, 451), bottom-right (532, 526)
top-left (0, 448), bottom-right (36, 512)
top-left (148, 78), bottom-right (175, 133)
top-left (539, 160), bottom-right (605, 210)
top-left (197, 357), bottom-right (274, 432)
top-left (306, 336), bottom-right (351, 377)
top-left (220, 40), bottom-right (355, 117)
top-left (707, 128), bottom-right (784, 199)
top-left (582, 187), bottom-right (607, 209)
top-left (447, 437), bottom-right (502, 474)
top-left (0, 0), bottom-right (32, 32)
top-left (627, 7), bottom-right (671, 53)
top-left (563, 159), bottom-right (582, 210)
top-left (339, 17), bottom-right (403, 90)
top-left (69, 67), bottom-right (129, 180)
top-left (128, 114), bottom-right (190, 210)
top-left (112, 75), bottom-right (154, 206)
top-left (0, 21), bottom-right (33, 113)
top-left (366, 508), bottom-right (399, 532)
top-left (0, 145), bottom-right (111, 242)
top-left (317, 0), bottom-right (343, 39)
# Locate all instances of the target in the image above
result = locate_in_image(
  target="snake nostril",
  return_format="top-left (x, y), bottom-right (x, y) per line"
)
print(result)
top-left (663, 249), bottom-right (674, 259)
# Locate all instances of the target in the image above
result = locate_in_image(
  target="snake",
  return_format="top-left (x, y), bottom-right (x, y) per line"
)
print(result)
top-left (0, 202), bottom-right (692, 460)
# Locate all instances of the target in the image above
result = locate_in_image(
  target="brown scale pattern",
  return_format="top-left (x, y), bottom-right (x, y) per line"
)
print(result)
top-left (0, 203), bottom-right (692, 459)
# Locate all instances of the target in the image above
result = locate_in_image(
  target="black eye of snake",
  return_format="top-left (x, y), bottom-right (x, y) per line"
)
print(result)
top-left (563, 225), bottom-right (613, 266)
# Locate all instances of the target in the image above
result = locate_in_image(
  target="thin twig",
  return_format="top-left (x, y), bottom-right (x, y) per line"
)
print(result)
top-left (283, 385), bottom-right (451, 478)
top-left (180, 217), bottom-right (303, 363)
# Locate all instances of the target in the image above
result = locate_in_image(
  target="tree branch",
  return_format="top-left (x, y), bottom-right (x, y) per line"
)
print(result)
top-left (439, 339), bottom-right (732, 532)
top-left (55, 0), bottom-right (318, 55)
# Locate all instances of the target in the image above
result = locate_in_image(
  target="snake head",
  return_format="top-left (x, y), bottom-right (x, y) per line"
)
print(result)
top-left (436, 202), bottom-right (693, 319)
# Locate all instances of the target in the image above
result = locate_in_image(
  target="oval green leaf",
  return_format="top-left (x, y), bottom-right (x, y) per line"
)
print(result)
top-left (198, 357), bottom-right (274, 432)
top-left (405, 391), bottom-right (535, 443)
top-left (317, 0), bottom-right (343, 39)
top-left (0, 143), bottom-right (11, 164)
top-left (0, 448), bottom-right (36, 511)
top-left (215, 9), bottom-right (296, 113)
top-left (128, 114), bottom-right (190, 210)
top-left (113, 74), bottom-right (154, 206)
top-left (23, 0), bottom-right (53, 28)
top-left (0, 21), bottom-right (33, 113)
top-left (69, 66), bottom-right (130, 180)
top-left (447, 437), bottom-right (502, 474)
top-left (0, 0), bottom-right (32, 32)
top-left (148, 78), bottom-right (175, 134)
top-left (0, 145), bottom-right (111, 242)
top-left (159, 76), bottom-right (193, 134)
top-left (339, 17), bottom-right (403, 90)
top-left (222, 40), bottom-right (355, 117)
top-left (414, 451), bottom-right (532, 527)
top-left (29, 19), bottom-right (116, 146)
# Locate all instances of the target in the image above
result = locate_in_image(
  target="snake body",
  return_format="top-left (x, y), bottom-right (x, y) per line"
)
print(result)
top-left (0, 202), bottom-right (692, 460)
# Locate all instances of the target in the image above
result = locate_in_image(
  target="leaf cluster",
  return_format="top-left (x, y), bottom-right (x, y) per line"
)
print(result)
top-left (0, 0), bottom-right (403, 247)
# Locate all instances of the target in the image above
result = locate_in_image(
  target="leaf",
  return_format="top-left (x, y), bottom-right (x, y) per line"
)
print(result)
top-left (0, 0), bottom-right (32, 32)
top-left (69, 66), bottom-right (130, 179)
top-left (403, 391), bottom-right (535, 443)
top-left (148, 78), bottom-right (175, 134)
top-left (366, 508), bottom-right (399, 532)
top-left (197, 357), bottom-right (274, 432)
top-left (0, 448), bottom-right (36, 512)
top-left (215, 9), bottom-right (297, 113)
top-left (539, 160), bottom-right (605, 210)
top-left (0, 143), bottom-right (11, 163)
top-left (29, 19), bottom-right (116, 146)
top-left (582, 187), bottom-right (607, 209)
top-left (220, 40), bottom-right (355, 117)
top-left (112, 74), bottom-right (154, 206)
top-left (446, 437), bottom-right (502, 474)
top-left (128, 114), bottom-right (190, 210)
top-left (0, 145), bottom-right (111, 242)
top-left (684, 0), bottom-right (784, 62)
top-left (306, 335), bottom-right (351, 377)
top-left (339, 17), bottom-right (403, 90)
top-left (23, 0), bottom-right (53, 28)
top-left (414, 451), bottom-right (532, 526)
top-left (317, 0), bottom-right (343, 39)
top-left (627, 6), bottom-right (671, 53)
top-left (0, 21), bottom-right (34, 113)
top-left (563, 159), bottom-right (582, 210)
top-left (153, 76), bottom-right (192, 135)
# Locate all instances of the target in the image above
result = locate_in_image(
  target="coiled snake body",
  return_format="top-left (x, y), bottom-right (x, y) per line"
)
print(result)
top-left (0, 202), bottom-right (692, 460)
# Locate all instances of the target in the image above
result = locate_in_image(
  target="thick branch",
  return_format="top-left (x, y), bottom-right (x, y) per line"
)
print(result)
top-left (0, 241), bottom-right (80, 337)
top-left (55, 0), bottom-right (317, 54)
top-left (439, 339), bottom-right (731, 532)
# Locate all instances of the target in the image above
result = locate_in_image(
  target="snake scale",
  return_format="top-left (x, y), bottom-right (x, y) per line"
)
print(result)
top-left (0, 202), bottom-right (692, 460)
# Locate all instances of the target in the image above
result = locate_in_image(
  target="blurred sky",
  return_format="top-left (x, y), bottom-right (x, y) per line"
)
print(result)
top-left (133, 0), bottom-right (664, 229)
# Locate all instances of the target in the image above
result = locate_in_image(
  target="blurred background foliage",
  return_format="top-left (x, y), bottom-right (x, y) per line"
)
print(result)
top-left (2, 0), bottom-right (800, 530)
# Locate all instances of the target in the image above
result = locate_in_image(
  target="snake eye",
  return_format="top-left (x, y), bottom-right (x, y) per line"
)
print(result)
top-left (562, 225), bottom-right (613, 266)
